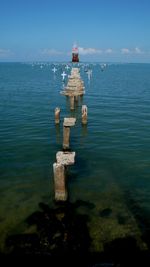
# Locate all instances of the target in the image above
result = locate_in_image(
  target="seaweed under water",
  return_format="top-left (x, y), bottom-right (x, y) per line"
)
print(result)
top-left (1, 200), bottom-right (150, 266)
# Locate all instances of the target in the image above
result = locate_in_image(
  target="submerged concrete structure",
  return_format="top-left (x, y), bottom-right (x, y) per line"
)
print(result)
top-left (53, 163), bottom-right (66, 201)
top-left (53, 151), bottom-right (76, 201)
top-left (63, 117), bottom-right (76, 150)
top-left (81, 105), bottom-right (88, 124)
top-left (55, 107), bottom-right (61, 124)
top-left (52, 65), bottom-right (87, 202)
top-left (60, 68), bottom-right (85, 110)
top-left (56, 151), bottom-right (75, 165)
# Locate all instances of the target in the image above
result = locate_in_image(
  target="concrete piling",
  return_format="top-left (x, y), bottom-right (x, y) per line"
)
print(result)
top-left (82, 105), bottom-right (88, 124)
top-left (63, 126), bottom-right (70, 150)
top-left (55, 107), bottom-right (60, 124)
top-left (56, 151), bottom-right (75, 165)
top-left (53, 163), bottom-right (67, 201)
top-left (52, 67), bottom-right (87, 202)
top-left (75, 95), bottom-right (79, 102)
top-left (70, 95), bottom-right (75, 110)
top-left (63, 118), bottom-right (76, 150)
top-left (53, 151), bottom-right (75, 201)
top-left (60, 67), bottom-right (85, 110)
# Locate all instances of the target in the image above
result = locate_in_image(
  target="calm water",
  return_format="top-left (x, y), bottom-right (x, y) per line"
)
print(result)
top-left (0, 62), bottom-right (150, 253)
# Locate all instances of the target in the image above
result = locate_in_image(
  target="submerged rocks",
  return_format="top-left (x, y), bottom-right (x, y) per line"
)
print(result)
top-left (99, 208), bottom-right (112, 218)
top-left (4, 200), bottom-right (150, 266)
top-left (6, 202), bottom-right (90, 259)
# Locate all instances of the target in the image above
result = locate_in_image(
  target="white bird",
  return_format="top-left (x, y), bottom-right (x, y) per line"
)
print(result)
top-left (52, 66), bottom-right (57, 73)
top-left (61, 71), bottom-right (67, 81)
top-left (87, 69), bottom-right (92, 80)
top-left (65, 64), bottom-right (70, 70)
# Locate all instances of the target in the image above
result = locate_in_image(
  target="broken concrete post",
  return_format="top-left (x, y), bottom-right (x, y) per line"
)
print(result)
top-left (82, 105), bottom-right (88, 124)
top-left (63, 117), bottom-right (76, 127)
top-left (55, 107), bottom-right (60, 124)
top-left (63, 126), bottom-right (70, 150)
top-left (75, 95), bottom-right (79, 102)
top-left (60, 67), bottom-right (85, 105)
top-left (70, 95), bottom-right (75, 110)
top-left (53, 151), bottom-right (76, 201)
top-left (53, 163), bottom-right (67, 201)
top-left (56, 151), bottom-right (75, 165)
top-left (63, 118), bottom-right (76, 150)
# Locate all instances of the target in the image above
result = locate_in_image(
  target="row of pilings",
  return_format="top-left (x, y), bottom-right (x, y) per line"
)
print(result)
top-left (53, 67), bottom-right (87, 201)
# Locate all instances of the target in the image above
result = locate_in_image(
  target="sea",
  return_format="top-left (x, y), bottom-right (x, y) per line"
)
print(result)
top-left (0, 62), bottom-right (150, 260)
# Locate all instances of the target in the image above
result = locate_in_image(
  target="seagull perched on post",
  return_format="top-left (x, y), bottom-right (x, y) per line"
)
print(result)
top-left (61, 71), bottom-right (67, 81)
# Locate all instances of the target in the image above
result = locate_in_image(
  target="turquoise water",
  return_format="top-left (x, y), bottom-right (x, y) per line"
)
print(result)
top-left (0, 62), bottom-right (150, 253)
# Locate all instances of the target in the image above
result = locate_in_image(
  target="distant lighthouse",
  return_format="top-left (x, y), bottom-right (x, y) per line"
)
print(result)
top-left (72, 44), bottom-right (79, 62)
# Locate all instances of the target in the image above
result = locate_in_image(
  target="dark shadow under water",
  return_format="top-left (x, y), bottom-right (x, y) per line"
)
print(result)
top-left (1, 200), bottom-right (150, 266)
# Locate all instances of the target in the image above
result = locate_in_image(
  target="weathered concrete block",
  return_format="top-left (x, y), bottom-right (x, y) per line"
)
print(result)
top-left (53, 163), bottom-right (67, 201)
top-left (55, 107), bottom-right (60, 124)
top-left (60, 67), bottom-right (85, 99)
top-left (56, 151), bottom-right (75, 165)
top-left (70, 95), bottom-right (75, 110)
top-left (82, 105), bottom-right (88, 124)
top-left (63, 117), bottom-right (76, 127)
top-left (63, 126), bottom-right (70, 150)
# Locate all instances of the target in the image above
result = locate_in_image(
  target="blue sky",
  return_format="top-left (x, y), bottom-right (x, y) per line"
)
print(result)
top-left (0, 0), bottom-right (150, 62)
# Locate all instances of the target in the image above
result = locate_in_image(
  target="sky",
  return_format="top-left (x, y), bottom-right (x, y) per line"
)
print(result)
top-left (0, 0), bottom-right (150, 62)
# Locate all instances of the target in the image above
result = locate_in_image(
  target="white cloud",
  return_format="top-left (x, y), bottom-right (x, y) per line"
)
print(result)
top-left (120, 47), bottom-right (144, 55)
top-left (134, 47), bottom-right (143, 54)
top-left (121, 48), bottom-right (131, 54)
top-left (105, 48), bottom-right (113, 54)
top-left (41, 48), bottom-right (63, 56)
top-left (78, 47), bottom-right (102, 55)
top-left (0, 48), bottom-right (14, 58)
